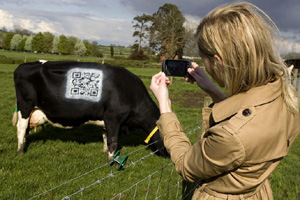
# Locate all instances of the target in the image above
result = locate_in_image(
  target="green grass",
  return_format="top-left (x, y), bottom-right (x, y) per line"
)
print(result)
top-left (0, 50), bottom-right (105, 63)
top-left (269, 137), bottom-right (300, 199)
top-left (0, 51), bottom-right (299, 199)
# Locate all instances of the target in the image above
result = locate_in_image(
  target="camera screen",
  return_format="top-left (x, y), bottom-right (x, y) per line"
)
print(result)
top-left (164, 60), bottom-right (190, 76)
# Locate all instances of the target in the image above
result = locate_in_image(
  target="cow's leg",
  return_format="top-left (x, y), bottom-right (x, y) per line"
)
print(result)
top-left (97, 121), bottom-right (108, 153)
top-left (102, 130), bottom-right (108, 153)
top-left (107, 136), bottom-right (118, 160)
top-left (104, 121), bottom-right (120, 160)
top-left (107, 133), bottom-right (119, 160)
top-left (16, 111), bottom-right (29, 154)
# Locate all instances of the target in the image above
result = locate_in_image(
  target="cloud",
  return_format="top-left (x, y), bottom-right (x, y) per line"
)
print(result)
top-left (0, 9), bottom-right (14, 28)
top-left (276, 32), bottom-right (300, 54)
top-left (1, 0), bottom-right (300, 51)
top-left (0, 9), bottom-right (57, 33)
top-left (276, 39), bottom-right (300, 55)
top-left (119, 0), bottom-right (300, 43)
top-left (0, 0), bottom-right (35, 5)
top-left (248, 0), bottom-right (300, 33)
top-left (0, 0), bottom-right (105, 7)
top-left (0, 8), bottom-right (135, 46)
top-left (62, 15), bottom-right (135, 45)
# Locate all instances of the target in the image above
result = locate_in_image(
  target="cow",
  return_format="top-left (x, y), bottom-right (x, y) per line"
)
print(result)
top-left (12, 60), bottom-right (169, 160)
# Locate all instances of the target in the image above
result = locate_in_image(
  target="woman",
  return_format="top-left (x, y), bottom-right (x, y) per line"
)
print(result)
top-left (150, 2), bottom-right (300, 199)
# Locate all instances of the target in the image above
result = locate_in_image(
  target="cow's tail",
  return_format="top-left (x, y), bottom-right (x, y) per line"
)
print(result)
top-left (12, 106), bottom-right (18, 126)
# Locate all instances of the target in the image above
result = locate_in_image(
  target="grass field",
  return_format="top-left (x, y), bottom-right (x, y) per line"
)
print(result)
top-left (0, 51), bottom-right (299, 199)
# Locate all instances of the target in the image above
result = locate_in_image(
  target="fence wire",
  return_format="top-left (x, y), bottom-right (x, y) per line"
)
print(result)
top-left (28, 120), bottom-right (202, 200)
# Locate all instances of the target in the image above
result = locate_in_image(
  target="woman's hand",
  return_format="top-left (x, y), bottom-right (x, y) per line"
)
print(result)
top-left (186, 62), bottom-right (226, 103)
top-left (150, 72), bottom-right (172, 114)
top-left (186, 62), bottom-right (213, 90)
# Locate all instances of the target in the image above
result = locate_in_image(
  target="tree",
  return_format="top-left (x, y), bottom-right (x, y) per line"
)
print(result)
top-left (52, 36), bottom-right (59, 54)
top-left (43, 32), bottom-right (54, 53)
top-left (0, 37), bottom-right (3, 49)
top-left (24, 36), bottom-right (33, 52)
top-left (91, 41), bottom-right (102, 57)
top-left (74, 38), bottom-right (87, 56)
top-left (13, 25), bottom-right (33, 35)
top-left (83, 40), bottom-right (92, 56)
top-left (67, 36), bottom-right (77, 55)
top-left (129, 49), bottom-right (149, 60)
top-left (132, 14), bottom-right (153, 52)
top-left (0, 31), bottom-right (5, 49)
top-left (10, 34), bottom-right (23, 51)
top-left (1, 26), bottom-right (8, 32)
top-left (110, 45), bottom-right (114, 57)
top-left (32, 32), bottom-right (44, 53)
top-left (18, 36), bottom-right (27, 51)
top-left (183, 21), bottom-right (199, 57)
top-left (4, 32), bottom-right (14, 50)
top-left (151, 4), bottom-right (186, 61)
top-left (13, 25), bottom-right (23, 34)
top-left (58, 35), bottom-right (68, 55)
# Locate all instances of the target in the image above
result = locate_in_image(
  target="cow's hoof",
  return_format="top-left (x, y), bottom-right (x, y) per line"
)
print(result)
top-left (16, 150), bottom-right (24, 155)
top-left (108, 151), bottom-right (115, 161)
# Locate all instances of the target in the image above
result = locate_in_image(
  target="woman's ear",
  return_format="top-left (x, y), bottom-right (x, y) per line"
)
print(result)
top-left (214, 55), bottom-right (223, 64)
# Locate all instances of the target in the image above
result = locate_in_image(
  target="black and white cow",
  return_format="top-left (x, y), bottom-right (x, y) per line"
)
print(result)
top-left (12, 61), bottom-right (168, 159)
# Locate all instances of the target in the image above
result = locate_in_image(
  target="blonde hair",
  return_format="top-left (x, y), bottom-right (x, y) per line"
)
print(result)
top-left (195, 2), bottom-right (299, 113)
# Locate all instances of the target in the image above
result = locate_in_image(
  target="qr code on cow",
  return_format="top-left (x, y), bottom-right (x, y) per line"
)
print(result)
top-left (65, 68), bottom-right (103, 102)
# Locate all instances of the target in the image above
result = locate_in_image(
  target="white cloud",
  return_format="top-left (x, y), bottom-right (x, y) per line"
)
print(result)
top-left (69, 16), bottom-right (135, 45)
top-left (0, 9), bottom-right (57, 33)
top-left (0, 9), bottom-right (14, 28)
top-left (275, 31), bottom-right (300, 54)
top-left (0, 8), bottom-right (135, 46)
top-left (1, 1), bottom-right (299, 50)
top-left (276, 39), bottom-right (300, 55)
top-left (184, 15), bottom-right (201, 26)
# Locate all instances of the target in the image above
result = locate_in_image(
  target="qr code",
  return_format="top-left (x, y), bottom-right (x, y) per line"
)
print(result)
top-left (65, 68), bottom-right (103, 102)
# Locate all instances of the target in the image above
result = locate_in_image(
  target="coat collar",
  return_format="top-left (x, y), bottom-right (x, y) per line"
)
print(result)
top-left (212, 79), bottom-right (282, 123)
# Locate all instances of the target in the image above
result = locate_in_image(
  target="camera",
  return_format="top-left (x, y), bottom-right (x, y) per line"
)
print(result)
top-left (162, 59), bottom-right (191, 77)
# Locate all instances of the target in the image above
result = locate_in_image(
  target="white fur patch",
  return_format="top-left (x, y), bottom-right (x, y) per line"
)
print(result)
top-left (29, 109), bottom-right (106, 129)
top-left (39, 60), bottom-right (48, 64)
top-left (102, 132), bottom-right (108, 153)
top-left (17, 111), bottom-right (29, 153)
top-left (108, 151), bottom-right (115, 161)
top-left (65, 68), bottom-right (103, 102)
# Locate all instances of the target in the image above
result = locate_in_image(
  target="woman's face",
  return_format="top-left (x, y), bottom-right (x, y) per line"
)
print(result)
top-left (203, 57), bottom-right (225, 87)
top-left (203, 57), bottom-right (213, 76)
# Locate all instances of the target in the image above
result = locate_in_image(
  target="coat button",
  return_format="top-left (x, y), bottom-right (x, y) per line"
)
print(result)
top-left (242, 109), bottom-right (251, 116)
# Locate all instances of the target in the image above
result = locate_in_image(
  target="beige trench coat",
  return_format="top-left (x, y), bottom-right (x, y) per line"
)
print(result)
top-left (156, 79), bottom-right (300, 199)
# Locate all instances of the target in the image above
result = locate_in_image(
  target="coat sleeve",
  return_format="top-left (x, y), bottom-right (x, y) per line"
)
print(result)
top-left (156, 112), bottom-right (245, 182)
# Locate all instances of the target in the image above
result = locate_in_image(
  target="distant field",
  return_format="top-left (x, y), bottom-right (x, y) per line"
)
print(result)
top-left (0, 51), bottom-right (299, 199)
top-left (98, 45), bottom-right (132, 57)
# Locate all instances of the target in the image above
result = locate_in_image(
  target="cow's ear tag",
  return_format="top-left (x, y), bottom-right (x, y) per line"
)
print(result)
top-left (109, 150), bottom-right (128, 171)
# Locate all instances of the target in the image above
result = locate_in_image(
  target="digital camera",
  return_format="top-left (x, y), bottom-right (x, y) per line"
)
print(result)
top-left (162, 59), bottom-right (191, 77)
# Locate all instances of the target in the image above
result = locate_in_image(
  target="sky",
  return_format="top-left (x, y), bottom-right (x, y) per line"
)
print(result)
top-left (0, 0), bottom-right (300, 55)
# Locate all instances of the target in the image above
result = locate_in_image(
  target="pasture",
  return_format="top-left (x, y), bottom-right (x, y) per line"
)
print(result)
top-left (0, 50), bottom-right (299, 199)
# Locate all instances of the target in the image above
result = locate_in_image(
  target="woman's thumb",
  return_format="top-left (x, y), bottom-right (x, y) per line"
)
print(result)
top-left (160, 72), bottom-right (167, 84)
